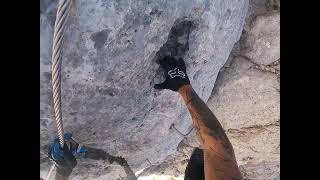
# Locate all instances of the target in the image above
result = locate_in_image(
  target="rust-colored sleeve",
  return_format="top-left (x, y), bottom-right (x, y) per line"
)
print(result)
top-left (178, 85), bottom-right (243, 180)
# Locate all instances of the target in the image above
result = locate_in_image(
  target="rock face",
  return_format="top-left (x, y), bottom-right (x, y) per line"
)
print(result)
top-left (139, 56), bottom-right (280, 179)
top-left (208, 57), bottom-right (279, 131)
top-left (138, 130), bottom-right (200, 179)
top-left (205, 0), bottom-right (280, 178)
top-left (138, 0), bottom-right (280, 179)
top-left (207, 56), bottom-right (280, 166)
top-left (40, 0), bottom-right (248, 179)
top-left (243, 12), bottom-right (280, 65)
top-left (240, 161), bottom-right (280, 179)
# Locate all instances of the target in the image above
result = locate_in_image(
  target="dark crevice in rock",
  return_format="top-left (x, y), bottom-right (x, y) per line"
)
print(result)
top-left (85, 146), bottom-right (137, 180)
top-left (153, 18), bottom-right (196, 63)
top-left (90, 29), bottom-right (112, 50)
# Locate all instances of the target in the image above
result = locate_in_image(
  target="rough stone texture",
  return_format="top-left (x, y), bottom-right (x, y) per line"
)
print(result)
top-left (139, 0), bottom-right (280, 179)
top-left (227, 121), bottom-right (280, 166)
top-left (208, 56), bottom-right (280, 130)
top-left (138, 130), bottom-right (200, 179)
top-left (242, 12), bottom-right (280, 65)
top-left (206, 0), bottom-right (280, 177)
top-left (240, 161), bottom-right (280, 179)
top-left (139, 56), bottom-right (280, 179)
top-left (244, 0), bottom-right (277, 30)
top-left (40, 0), bottom-right (248, 179)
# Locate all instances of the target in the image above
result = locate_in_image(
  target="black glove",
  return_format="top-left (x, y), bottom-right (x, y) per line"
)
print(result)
top-left (48, 133), bottom-right (78, 177)
top-left (154, 56), bottom-right (190, 91)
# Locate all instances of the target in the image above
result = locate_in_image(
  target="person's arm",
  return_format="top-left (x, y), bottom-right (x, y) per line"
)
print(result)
top-left (154, 56), bottom-right (242, 180)
top-left (178, 85), bottom-right (242, 179)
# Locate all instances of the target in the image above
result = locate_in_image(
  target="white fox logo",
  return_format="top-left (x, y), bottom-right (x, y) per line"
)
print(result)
top-left (168, 68), bottom-right (186, 79)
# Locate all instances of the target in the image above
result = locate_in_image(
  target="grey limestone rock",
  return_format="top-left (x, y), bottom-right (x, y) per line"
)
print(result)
top-left (240, 161), bottom-right (280, 179)
top-left (136, 1), bottom-right (280, 179)
top-left (207, 56), bottom-right (279, 165)
top-left (243, 12), bottom-right (280, 65)
top-left (208, 56), bottom-right (280, 130)
top-left (40, 0), bottom-right (249, 179)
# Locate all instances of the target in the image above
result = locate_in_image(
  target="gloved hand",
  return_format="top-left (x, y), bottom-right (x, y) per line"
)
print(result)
top-left (48, 133), bottom-right (87, 177)
top-left (154, 56), bottom-right (190, 91)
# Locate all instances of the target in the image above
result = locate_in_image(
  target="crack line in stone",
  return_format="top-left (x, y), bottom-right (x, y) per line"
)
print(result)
top-left (84, 146), bottom-right (137, 180)
top-left (170, 123), bottom-right (194, 137)
top-left (237, 55), bottom-right (280, 76)
top-left (226, 122), bottom-right (279, 134)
